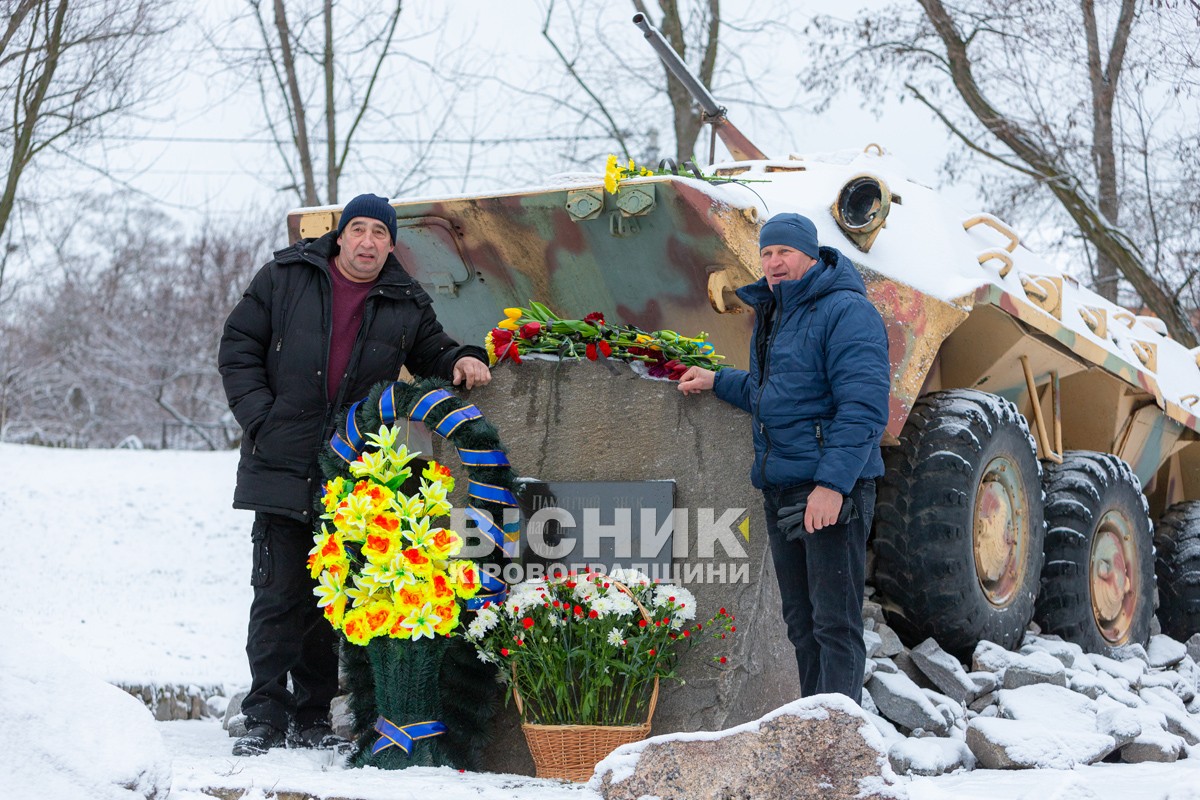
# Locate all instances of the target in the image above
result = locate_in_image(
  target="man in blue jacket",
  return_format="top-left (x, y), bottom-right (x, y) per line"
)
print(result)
top-left (677, 212), bottom-right (890, 704)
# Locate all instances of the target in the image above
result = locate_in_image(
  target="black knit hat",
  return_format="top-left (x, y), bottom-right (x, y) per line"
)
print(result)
top-left (337, 193), bottom-right (397, 244)
top-left (759, 212), bottom-right (819, 260)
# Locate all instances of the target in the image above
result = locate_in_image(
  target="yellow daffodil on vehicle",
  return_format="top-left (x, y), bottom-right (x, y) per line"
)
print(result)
top-left (312, 430), bottom-right (482, 647)
top-left (604, 154), bottom-right (654, 194)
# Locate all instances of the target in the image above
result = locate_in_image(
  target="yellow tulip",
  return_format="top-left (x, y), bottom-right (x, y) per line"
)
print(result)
top-left (497, 318), bottom-right (520, 331)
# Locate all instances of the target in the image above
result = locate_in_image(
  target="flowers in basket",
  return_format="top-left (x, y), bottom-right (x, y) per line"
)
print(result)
top-left (308, 423), bottom-right (481, 644)
top-left (465, 567), bottom-right (735, 727)
top-left (485, 301), bottom-right (725, 380)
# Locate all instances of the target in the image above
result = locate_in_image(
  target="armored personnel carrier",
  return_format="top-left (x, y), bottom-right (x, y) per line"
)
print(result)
top-left (286, 15), bottom-right (1199, 659)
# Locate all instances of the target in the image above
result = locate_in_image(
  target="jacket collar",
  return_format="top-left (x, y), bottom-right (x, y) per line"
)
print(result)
top-left (735, 246), bottom-right (866, 311)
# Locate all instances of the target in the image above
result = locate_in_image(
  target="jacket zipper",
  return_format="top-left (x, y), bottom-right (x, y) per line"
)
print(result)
top-left (753, 298), bottom-right (784, 481)
top-left (815, 420), bottom-right (824, 452)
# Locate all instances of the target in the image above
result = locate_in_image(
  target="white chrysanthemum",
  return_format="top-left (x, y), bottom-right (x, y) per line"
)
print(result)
top-left (607, 567), bottom-right (652, 587)
top-left (591, 592), bottom-right (637, 618)
top-left (475, 649), bottom-right (498, 665)
top-left (465, 607), bottom-right (499, 640)
top-left (651, 584), bottom-right (697, 624)
top-left (573, 579), bottom-right (599, 603)
top-left (607, 628), bottom-right (625, 646)
top-left (505, 582), bottom-right (547, 616)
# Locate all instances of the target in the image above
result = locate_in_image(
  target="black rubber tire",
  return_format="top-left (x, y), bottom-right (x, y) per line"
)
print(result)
top-left (874, 389), bottom-right (1045, 660)
top-left (1035, 451), bottom-right (1156, 655)
top-left (1155, 501), bottom-right (1200, 642)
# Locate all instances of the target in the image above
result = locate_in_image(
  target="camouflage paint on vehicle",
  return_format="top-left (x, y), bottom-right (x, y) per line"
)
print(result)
top-left (289, 169), bottom-right (1199, 509)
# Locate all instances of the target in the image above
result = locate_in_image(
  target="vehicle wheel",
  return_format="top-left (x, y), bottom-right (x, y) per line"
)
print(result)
top-left (874, 389), bottom-right (1045, 659)
top-left (1154, 501), bottom-right (1200, 642)
top-left (1035, 452), bottom-right (1156, 654)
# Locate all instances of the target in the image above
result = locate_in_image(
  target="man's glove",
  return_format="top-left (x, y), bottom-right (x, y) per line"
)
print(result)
top-left (777, 498), bottom-right (809, 541)
top-left (777, 491), bottom-right (856, 541)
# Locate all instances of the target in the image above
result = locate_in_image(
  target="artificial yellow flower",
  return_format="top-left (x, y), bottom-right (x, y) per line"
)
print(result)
top-left (399, 602), bottom-right (443, 640)
top-left (307, 525), bottom-right (347, 578)
top-left (314, 570), bottom-right (349, 626)
top-left (347, 572), bottom-right (385, 607)
top-left (362, 528), bottom-right (401, 564)
top-left (433, 602), bottom-right (460, 636)
top-left (447, 560), bottom-right (481, 599)
top-left (361, 600), bottom-right (396, 637)
top-left (342, 607), bottom-right (376, 646)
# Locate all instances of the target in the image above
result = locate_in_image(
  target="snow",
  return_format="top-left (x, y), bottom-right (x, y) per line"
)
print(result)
top-left (3, 441), bottom-right (1200, 799)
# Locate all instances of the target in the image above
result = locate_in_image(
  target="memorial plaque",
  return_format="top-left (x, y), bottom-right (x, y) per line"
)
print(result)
top-left (516, 480), bottom-right (676, 574)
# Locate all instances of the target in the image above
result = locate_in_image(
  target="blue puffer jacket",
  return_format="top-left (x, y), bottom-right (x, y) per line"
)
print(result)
top-left (713, 246), bottom-right (891, 494)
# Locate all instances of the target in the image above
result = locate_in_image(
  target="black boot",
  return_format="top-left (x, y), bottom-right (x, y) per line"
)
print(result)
top-left (232, 722), bottom-right (286, 756)
top-left (290, 721), bottom-right (350, 751)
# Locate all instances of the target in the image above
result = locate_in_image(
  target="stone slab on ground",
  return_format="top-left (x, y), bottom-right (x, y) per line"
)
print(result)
top-left (965, 717), bottom-right (1117, 769)
top-left (888, 737), bottom-right (975, 776)
top-left (866, 671), bottom-right (950, 735)
top-left (910, 638), bottom-right (976, 704)
top-left (592, 696), bottom-right (898, 800)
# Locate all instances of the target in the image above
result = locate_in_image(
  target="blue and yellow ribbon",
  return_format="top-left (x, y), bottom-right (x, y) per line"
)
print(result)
top-left (371, 717), bottom-right (447, 756)
top-left (409, 389), bottom-right (454, 423)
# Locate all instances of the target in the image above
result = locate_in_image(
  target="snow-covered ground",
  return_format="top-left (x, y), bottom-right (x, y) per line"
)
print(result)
top-left (3, 441), bottom-right (1199, 799)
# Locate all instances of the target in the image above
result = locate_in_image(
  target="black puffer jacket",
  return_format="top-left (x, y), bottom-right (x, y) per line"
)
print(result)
top-left (218, 231), bottom-right (485, 523)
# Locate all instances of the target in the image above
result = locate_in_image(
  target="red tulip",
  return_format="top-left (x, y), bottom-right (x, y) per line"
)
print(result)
top-left (598, 340), bottom-right (612, 357)
top-left (518, 321), bottom-right (542, 339)
top-left (586, 343), bottom-right (598, 361)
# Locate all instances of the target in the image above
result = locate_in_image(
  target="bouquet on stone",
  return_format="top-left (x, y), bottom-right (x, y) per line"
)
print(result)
top-left (485, 302), bottom-right (726, 380)
top-left (466, 567), bottom-right (735, 726)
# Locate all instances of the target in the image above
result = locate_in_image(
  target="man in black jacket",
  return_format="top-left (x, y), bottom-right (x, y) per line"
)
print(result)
top-left (218, 193), bottom-right (489, 756)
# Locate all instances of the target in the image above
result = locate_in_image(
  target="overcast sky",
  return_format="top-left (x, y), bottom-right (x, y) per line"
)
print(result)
top-left (80, 0), bottom-right (973, 234)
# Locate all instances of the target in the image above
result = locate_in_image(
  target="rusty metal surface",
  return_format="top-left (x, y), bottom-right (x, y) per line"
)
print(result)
top-left (1090, 509), bottom-right (1139, 645)
top-left (973, 455), bottom-right (1032, 608)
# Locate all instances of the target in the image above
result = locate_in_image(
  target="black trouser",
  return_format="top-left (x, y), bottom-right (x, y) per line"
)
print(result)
top-left (243, 512), bottom-right (338, 732)
top-left (763, 479), bottom-right (876, 705)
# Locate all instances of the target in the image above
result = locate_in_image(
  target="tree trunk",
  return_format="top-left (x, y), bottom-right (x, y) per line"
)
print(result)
top-left (273, 0), bottom-right (318, 206)
top-left (918, 0), bottom-right (1198, 347)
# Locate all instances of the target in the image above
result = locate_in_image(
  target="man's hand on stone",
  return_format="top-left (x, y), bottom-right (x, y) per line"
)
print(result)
top-left (676, 366), bottom-right (715, 395)
top-left (453, 356), bottom-right (491, 389)
top-left (805, 485), bottom-right (844, 533)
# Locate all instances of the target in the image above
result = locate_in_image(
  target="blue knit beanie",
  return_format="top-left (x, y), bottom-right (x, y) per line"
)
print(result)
top-left (337, 193), bottom-right (397, 244)
top-left (759, 212), bottom-right (819, 260)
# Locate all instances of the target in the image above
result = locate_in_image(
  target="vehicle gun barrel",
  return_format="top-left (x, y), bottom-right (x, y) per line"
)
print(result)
top-left (632, 13), bottom-right (768, 162)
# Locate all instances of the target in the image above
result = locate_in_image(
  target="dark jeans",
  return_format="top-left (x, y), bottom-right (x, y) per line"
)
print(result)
top-left (763, 478), bottom-right (876, 705)
top-left (242, 512), bottom-right (338, 732)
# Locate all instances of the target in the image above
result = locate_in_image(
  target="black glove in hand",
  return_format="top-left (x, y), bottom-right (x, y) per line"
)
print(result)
top-left (777, 494), bottom-right (856, 541)
top-left (777, 500), bottom-right (809, 541)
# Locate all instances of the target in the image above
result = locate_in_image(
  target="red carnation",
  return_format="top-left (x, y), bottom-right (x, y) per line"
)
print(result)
top-left (584, 311), bottom-right (605, 325)
top-left (522, 617), bottom-right (534, 629)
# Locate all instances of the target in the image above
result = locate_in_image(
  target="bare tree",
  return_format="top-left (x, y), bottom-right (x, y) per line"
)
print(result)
top-left (214, 0), bottom-right (425, 206)
top-left (2, 198), bottom-right (271, 448)
top-left (0, 0), bottom-right (176, 290)
top-left (530, 0), bottom-right (798, 168)
top-left (806, 0), bottom-right (1200, 345)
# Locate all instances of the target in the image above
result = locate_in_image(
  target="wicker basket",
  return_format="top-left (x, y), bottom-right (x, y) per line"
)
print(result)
top-left (514, 579), bottom-right (660, 782)
top-left (515, 678), bottom-right (659, 782)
